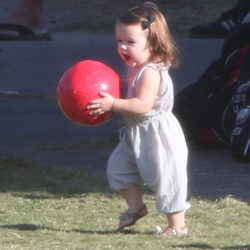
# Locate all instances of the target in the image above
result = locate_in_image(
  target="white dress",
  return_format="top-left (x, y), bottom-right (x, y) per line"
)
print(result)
top-left (107, 63), bottom-right (190, 214)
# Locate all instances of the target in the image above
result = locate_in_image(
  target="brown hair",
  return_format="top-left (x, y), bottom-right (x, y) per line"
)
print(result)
top-left (117, 1), bottom-right (179, 67)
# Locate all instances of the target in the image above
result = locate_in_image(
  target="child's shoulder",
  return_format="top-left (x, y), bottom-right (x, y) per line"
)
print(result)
top-left (144, 62), bottom-right (169, 70)
top-left (135, 62), bottom-right (169, 81)
top-left (137, 64), bottom-right (161, 82)
top-left (139, 63), bottom-right (160, 74)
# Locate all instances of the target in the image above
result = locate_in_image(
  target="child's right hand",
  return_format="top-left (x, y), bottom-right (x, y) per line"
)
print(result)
top-left (87, 92), bottom-right (115, 115)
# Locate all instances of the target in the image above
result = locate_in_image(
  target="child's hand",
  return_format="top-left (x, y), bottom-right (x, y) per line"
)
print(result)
top-left (87, 92), bottom-right (115, 115)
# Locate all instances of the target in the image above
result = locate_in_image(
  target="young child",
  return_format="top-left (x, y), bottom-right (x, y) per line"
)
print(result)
top-left (87, 1), bottom-right (190, 236)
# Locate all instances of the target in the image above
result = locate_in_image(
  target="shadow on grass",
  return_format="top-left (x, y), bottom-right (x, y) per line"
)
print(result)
top-left (0, 223), bottom-right (156, 236)
top-left (2, 151), bottom-right (250, 206)
top-left (0, 156), bottom-right (111, 196)
top-left (2, 224), bottom-right (250, 249)
top-left (0, 156), bottom-right (153, 198)
top-left (188, 146), bottom-right (250, 205)
top-left (173, 243), bottom-right (250, 249)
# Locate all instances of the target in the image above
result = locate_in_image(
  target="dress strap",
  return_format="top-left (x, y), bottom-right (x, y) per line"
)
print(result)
top-left (135, 63), bottom-right (161, 81)
top-left (133, 63), bottom-right (163, 90)
top-left (133, 63), bottom-right (170, 95)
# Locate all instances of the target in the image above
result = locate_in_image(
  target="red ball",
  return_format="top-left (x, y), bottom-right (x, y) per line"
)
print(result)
top-left (57, 60), bottom-right (121, 126)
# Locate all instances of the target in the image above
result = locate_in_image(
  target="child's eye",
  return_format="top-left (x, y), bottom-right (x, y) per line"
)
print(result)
top-left (128, 40), bottom-right (135, 44)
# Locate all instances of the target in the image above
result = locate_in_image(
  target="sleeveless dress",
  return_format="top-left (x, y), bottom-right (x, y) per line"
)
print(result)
top-left (107, 63), bottom-right (190, 214)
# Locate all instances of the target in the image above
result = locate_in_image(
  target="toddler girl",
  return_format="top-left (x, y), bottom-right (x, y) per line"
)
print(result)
top-left (88, 1), bottom-right (190, 236)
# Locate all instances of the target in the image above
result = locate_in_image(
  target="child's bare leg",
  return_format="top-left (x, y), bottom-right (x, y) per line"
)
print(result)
top-left (118, 184), bottom-right (148, 230)
top-left (161, 211), bottom-right (188, 236)
top-left (120, 184), bottom-right (144, 212)
top-left (167, 211), bottom-right (186, 228)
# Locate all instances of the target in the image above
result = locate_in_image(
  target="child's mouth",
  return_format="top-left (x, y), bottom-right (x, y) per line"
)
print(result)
top-left (123, 53), bottom-right (130, 61)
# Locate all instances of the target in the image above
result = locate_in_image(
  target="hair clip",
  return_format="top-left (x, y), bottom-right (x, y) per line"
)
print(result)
top-left (141, 15), bottom-right (155, 30)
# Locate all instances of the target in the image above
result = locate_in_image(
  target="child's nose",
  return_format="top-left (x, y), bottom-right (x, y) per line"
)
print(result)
top-left (120, 43), bottom-right (127, 50)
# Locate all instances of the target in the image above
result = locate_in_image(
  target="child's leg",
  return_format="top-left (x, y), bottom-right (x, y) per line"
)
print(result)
top-left (120, 184), bottom-right (144, 212)
top-left (118, 184), bottom-right (148, 230)
top-left (160, 211), bottom-right (188, 236)
top-left (166, 211), bottom-right (186, 228)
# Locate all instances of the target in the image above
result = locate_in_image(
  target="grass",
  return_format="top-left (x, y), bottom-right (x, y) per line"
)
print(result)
top-left (0, 157), bottom-right (250, 249)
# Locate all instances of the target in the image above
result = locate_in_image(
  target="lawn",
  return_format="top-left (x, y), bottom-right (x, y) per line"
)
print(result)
top-left (0, 157), bottom-right (250, 250)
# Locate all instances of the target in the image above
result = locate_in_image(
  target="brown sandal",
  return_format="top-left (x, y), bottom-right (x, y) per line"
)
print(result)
top-left (118, 204), bottom-right (148, 230)
top-left (159, 226), bottom-right (188, 237)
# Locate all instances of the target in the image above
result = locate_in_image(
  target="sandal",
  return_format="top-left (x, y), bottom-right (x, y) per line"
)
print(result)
top-left (118, 204), bottom-right (148, 230)
top-left (159, 226), bottom-right (188, 237)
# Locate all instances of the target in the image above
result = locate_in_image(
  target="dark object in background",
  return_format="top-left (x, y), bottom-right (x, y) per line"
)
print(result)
top-left (174, 23), bottom-right (250, 162)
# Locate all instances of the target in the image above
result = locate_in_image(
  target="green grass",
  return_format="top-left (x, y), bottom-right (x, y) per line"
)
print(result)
top-left (0, 157), bottom-right (250, 250)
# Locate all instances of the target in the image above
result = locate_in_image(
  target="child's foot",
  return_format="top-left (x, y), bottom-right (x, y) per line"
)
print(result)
top-left (117, 204), bottom-right (148, 230)
top-left (158, 226), bottom-right (188, 237)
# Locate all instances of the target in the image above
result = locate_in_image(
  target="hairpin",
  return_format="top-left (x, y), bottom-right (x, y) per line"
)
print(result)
top-left (141, 15), bottom-right (155, 30)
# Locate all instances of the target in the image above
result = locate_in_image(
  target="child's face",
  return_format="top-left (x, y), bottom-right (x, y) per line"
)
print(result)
top-left (115, 22), bottom-right (150, 67)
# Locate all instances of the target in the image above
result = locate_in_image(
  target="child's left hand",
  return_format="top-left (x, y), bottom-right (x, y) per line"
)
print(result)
top-left (87, 92), bottom-right (115, 115)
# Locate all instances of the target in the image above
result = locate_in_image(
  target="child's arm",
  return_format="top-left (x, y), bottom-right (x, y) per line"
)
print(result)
top-left (87, 67), bottom-right (161, 115)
